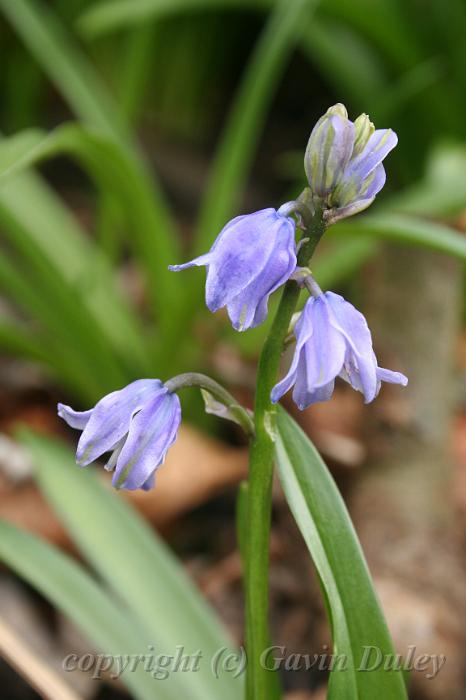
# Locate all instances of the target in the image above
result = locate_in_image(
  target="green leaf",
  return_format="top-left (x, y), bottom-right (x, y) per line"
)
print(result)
top-left (388, 143), bottom-right (466, 217)
top-left (0, 123), bottom-right (185, 341)
top-left (312, 237), bottom-right (378, 288)
top-left (0, 209), bottom-right (135, 397)
top-left (0, 150), bottom-right (151, 387)
top-left (275, 407), bottom-right (408, 699)
top-left (332, 212), bottom-right (466, 261)
top-left (21, 430), bottom-right (242, 700)
top-left (0, 0), bottom-right (126, 140)
top-left (0, 521), bottom-right (173, 700)
top-left (0, 0), bottom-right (182, 328)
top-left (194, 0), bottom-right (317, 255)
top-left (77, 0), bottom-right (271, 39)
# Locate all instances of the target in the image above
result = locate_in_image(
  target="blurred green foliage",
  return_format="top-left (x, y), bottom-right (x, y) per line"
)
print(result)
top-left (0, 4), bottom-right (464, 698)
top-left (0, 0), bottom-right (464, 406)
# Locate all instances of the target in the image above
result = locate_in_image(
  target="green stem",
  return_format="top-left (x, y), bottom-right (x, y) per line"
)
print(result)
top-left (245, 210), bottom-right (326, 699)
top-left (165, 372), bottom-right (255, 437)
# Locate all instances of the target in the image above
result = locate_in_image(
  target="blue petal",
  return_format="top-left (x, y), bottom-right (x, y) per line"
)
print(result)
top-left (346, 129), bottom-right (397, 183)
top-left (326, 197), bottom-right (375, 225)
top-left (293, 364), bottom-right (335, 409)
top-left (271, 295), bottom-right (346, 408)
top-left (271, 304), bottom-right (314, 404)
top-left (227, 222), bottom-right (296, 330)
top-left (377, 367), bottom-right (408, 386)
top-left (76, 379), bottom-right (163, 466)
top-left (168, 252), bottom-right (211, 272)
top-left (205, 209), bottom-right (293, 312)
top-left (57, 403), bottom-right (92, 430)
top-left (113, 390), bottom-right (181, 490)
top-left (299, 296), bottom-right (346, 391)
top-left (325, 292), bottom-right (378, 402)
top-left (364, 163), bottom-right (386, 199)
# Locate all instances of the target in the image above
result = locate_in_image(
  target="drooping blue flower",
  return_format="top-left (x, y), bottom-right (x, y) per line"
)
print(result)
top-left (58, 379), bottom-right (181, 491)
top-left (271, 292), bottom-right (407, 409)
top-left (304, 104), bottom-right (397, 224)
top-left (169, 208), bottom-right (297, 331)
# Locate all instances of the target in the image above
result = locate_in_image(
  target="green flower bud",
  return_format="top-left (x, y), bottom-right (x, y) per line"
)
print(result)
top-left (352, 113), bottom-right (375, 156)
top-left (304, 103), bottom-right (354, 200)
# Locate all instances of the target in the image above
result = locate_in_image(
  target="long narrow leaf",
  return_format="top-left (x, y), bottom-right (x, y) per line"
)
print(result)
top-left (275, 407), bottom-right (407, 699)
top-left (0, 0), bottom-right (182, 327)
top-left (22, 430), bottom-right (242, 700)
top-left (0, 167), bottom-right (150, 377)
top-left (78, 0), bottom-right (271, 38)
top-left (195, 0), bottom-right (317, 254)
top-left (0, 521), bottom-right (177, 700)
top-left (332, 213), bottom-right (466, 261)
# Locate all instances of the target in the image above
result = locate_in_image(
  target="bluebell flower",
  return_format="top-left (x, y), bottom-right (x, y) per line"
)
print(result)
top-left (169, 208), bottom-right (297, 331)
top-left (271, 292), bottom-right (407, 409)
top-left (58, 379), bottom-right (181, 491)
top-left (304, 104), bottom-right (397, 224)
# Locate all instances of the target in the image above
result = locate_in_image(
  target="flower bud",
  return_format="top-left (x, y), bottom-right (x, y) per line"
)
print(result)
top-left (304, 104), bottom-right (355, 199)
top-left (352, 113), bottom-right (374, 156)
top-left (304, 103), bottom-right (397, 224)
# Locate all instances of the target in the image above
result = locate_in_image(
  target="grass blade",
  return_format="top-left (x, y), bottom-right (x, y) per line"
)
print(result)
top-left (194, 0), bottom-right (318, 255)
top-left (78, 0), bottom-right (270, 38)
top-left (22, 430), bottom-right (242, 700)
top-left (276, 407), bottom-right (408, 699)
top-left (0, 0), bottom-right (183, 326)
top-left (0, 521), bottom-right (177, 700)
top-left (332, 213), bottom-right (466, 261)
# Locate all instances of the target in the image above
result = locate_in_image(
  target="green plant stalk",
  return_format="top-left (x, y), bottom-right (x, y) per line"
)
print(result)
top-left (245, 209), bottom-right (325, 700)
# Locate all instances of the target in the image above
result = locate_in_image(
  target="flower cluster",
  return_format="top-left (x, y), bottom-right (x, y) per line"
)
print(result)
top-left (58, 379), bottom-right (181, 491)
top-left (58, 103), bottom-right (406, 491)
top-left (304, 103), bottom-right (397, 224)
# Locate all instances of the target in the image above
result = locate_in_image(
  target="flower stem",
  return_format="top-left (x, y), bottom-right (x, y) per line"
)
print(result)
top-left (165, 372), bottom-right (255, 437)
top-left (245, 210), bottom-right (325, 699)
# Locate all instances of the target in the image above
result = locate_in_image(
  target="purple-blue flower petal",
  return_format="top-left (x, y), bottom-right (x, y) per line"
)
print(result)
top-left (112, 389), bottom-right (181, 490)
top-left (271, 296), bottom-right (346, 409)
top-left (170, 208), bottom-right (296, 330)
top-left (348, 129), bottom-right (397, 182)
top-left (271, 304), bottom-right (314, 404)
top-left (226, 223), bottom-right (296, 330)
top-left (76, 379), bottom-right (163, 466)
top-left (57, 404), bottom-right (93, 430)
top-left (364, 163), bottom-right (387, 199)
top-left (301, 296), bottom-right (347, 388)
top-left (168, 252), bottom-right (211, 272)
top-left (272, 290), bottom-right (407, 408)
top-left (377, 367), bottom-right (408, 386)
top-left (324, 292), bottom-right (378, 402)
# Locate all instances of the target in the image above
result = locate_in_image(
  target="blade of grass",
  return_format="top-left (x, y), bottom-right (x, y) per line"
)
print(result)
top-left (0, 521), bottom-right (184, 700)
top-left (194, 0), bottom-right (318, 254)
top-left (0, 240), bottom-right (130, 398)
top-left (77, 0), bottom-right (271, 38)
top-left (276, 406), bottom-right (408, 699)
top-left (169, 0), bottom-right (318, 361)
top-left (22, 430), bottom-right (243, 700)
top-left (332, 212), bottom-right (466, 261)
top-left (0, 0), bottom-right (183, 328)
top-left (0, 150), bottom-right (150, 374)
